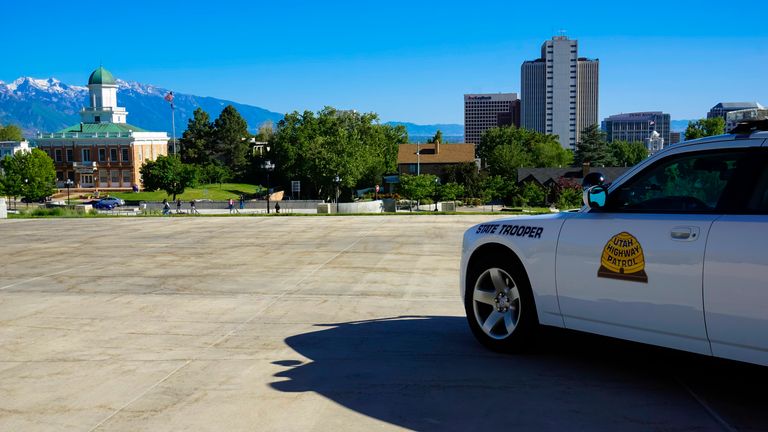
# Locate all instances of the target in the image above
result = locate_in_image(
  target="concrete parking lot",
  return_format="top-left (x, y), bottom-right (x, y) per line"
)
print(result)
top-left (1, 215), bottom-right (767, 431)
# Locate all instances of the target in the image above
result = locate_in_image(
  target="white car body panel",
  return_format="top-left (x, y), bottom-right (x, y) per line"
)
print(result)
top-left (704, 215), bottom-right (768, 365)
top-left (460, 213), bottom-right (568, 328)
top-left (460, 132), bottom-right (768, 366)
top-left (556, 212), bottom-right (716, 355)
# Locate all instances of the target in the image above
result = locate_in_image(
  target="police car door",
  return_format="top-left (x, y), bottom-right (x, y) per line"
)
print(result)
top-left (555, 146), bottom-right (757, 355)
top-left (703, 146), bottom-right (768, 365)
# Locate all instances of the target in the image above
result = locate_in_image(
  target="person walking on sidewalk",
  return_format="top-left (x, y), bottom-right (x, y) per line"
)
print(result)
top-left (190, 200), bottom-right (199, 215)
top-left (176, 198), bottom-right (182, 214)
top-left (228, 198), bottom-right (235, 214)
top-left (162, 199), bottom-right (171, 216)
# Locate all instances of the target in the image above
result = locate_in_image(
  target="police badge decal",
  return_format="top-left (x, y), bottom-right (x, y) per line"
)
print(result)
top-left (597, 232), bottom-right (648, 283)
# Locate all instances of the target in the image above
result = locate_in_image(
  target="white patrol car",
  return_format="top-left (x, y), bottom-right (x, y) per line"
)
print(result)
top-left (461, 121), bottom-right (768, 367)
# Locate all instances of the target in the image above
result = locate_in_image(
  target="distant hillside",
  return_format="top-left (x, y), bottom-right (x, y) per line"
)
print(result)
top-left (0, 77), bottom-right (285, 137)
top-left (385, 121), bottom-right (464, 142)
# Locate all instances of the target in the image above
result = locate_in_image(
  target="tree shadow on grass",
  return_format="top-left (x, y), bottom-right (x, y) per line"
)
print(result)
top-left (271, 316), bottom-right (768, 431)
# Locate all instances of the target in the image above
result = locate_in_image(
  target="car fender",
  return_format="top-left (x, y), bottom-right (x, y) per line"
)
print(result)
top-left (461, 212), bottom-right (571, 328)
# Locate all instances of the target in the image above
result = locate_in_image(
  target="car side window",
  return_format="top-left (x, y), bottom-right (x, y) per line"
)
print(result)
top-left (746, 158), bottom-right (768, 214)
top-left (605, 150), bottom-right (745, 213)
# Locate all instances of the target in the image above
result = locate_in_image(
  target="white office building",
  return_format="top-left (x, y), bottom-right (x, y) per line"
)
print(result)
top-left (521, 36), bottom-right (599, 149)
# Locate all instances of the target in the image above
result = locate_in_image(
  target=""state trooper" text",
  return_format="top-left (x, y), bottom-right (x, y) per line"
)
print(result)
top-left (475, 224), bottom-right (544, 239)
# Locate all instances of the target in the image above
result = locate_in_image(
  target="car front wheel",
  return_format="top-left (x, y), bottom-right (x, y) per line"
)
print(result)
top-left (464, 254), bottom-right (538, 353)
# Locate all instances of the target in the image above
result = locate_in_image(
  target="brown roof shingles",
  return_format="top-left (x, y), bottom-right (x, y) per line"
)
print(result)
top-left (397, 143), bottom-right (476, 164)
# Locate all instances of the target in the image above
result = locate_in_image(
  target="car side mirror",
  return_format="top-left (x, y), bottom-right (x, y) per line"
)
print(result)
top-left (582, 172), bottom-right (605, 188)
top-left (583, 185), bottom-right (607, 209)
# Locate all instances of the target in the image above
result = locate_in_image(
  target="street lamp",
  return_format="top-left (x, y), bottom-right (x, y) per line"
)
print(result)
top-left (433, 177), bottom-right (440, 212)
top-left (261, 160), bottom-right (275, 214)
top-left (64, 179), bottom-right (74, 206)
top-left (333, 175), bottom-right (341, 213)
top-left (24, 178), bottom-right (28, 207)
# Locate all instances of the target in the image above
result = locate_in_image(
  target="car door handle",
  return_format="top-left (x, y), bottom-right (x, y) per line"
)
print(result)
top-left (671, 226), bottom-right (700, 241)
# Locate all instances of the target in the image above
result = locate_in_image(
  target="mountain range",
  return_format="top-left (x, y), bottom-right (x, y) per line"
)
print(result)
top-left (0, 77), bottom-right (465, 140)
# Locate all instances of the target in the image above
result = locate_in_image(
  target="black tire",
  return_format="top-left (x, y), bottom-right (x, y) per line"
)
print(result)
top-left (464, 251), bottom-right (538, 353)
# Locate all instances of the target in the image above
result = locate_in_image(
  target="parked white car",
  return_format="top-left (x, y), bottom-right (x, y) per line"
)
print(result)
top-left (461, 122), bottom-right (768, 366)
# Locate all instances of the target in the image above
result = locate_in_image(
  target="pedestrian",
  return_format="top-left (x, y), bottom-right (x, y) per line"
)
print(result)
top-left (239, 195), bottom-right (245, 210)
top-left (190, 200), bottom-right (199, 215)
top-left (228, 198), bottom-right (234, 214)
top-left (176, 198), bottom-right (182, 214)
top-left (275, 202), bottom-right (281, 214)
top-left (162, 199), bottom-right (170, 216)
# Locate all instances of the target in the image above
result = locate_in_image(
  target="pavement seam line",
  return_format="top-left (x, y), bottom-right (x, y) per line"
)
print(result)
top-left (85, 230), bottom-right (368, 431)
top-left (675, 376), bottom-right (737, 432)
top-left (0, 266), bottom-right (88, 291)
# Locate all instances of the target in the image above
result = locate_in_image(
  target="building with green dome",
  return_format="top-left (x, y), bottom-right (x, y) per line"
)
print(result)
top-left (35, 67), bottom-right (169, 190)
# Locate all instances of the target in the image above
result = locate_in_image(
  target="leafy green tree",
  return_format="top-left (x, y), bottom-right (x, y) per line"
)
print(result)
top-left (180, 108), bottom-right (214, 165)
top-left (685, 117), bottom-right (725, 140)
top-left (574, 124), bottom-right (616, 167)
top-left (479, 126), bottom-right (572, 179)
top-left (611, 140), bottom-right (649, 167)
top-left (213, 105), bottom-right (250, 180)
top-left (480, 175), bottom-right (515, 205)
top-left (0, 149), bottom-right (55, 203)
top-left (272, 107), bottom-right (404, 200)
top-left (0, 124), bottom-right (24, 141)
top-left (398, 174), bottom-right (438, 208)
top-left (197, 162), bottom-right (231, 185)
top-left (140, 155), bottom-right (198, 200)
top-left (438, 182), bottom-right (465, 201)
top-left (442, 162), bottom-right (482, 198)
top-left (518, 182), bottom-right (547, 207)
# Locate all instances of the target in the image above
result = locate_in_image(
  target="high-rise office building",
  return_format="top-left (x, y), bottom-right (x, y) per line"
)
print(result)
top-left (463, 93), bottom-right (519, 146)
top-left (602, 111), bottom-right (671, 146)
top-left (521, 36), bottom-right (598, 149)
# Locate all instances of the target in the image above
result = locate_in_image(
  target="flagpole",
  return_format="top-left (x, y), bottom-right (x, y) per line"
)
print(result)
top-left (171, 101), bottom-right (176, 156)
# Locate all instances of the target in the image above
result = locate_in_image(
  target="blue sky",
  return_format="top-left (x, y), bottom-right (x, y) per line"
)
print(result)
top-left (4, 0), bottom-right (768, 125)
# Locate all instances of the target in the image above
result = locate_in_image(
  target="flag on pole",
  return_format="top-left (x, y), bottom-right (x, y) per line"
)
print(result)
top-left (164, 91), bottom-right (175, 109)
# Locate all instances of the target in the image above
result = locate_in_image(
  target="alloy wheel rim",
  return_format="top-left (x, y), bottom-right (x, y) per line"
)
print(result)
top-left (472, 268), bottom-right (521, 340)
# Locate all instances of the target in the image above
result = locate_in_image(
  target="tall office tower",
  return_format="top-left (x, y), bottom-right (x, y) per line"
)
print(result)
top-left (521, 36), bottom-right (599, 149)
top-left (463, 93), bottom-right (519, 146)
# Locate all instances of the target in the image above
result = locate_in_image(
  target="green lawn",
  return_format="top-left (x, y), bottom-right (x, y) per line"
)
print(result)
top-left (110, 183), bottom-right (265, 201)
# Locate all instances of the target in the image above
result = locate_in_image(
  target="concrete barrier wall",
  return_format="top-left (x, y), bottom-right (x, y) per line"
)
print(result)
top-left (337, 200), bottom-right (384, 214)
top-left (0, 198), bottom-right (6, 219)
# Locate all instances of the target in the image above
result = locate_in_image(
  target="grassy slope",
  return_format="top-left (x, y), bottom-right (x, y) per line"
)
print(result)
top-left (109, 183), bottom-right (264, 201)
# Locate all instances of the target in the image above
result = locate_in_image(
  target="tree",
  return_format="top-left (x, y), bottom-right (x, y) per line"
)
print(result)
top-left (213, 105), bottom-right (250, 180)
top-left (139, 155), bottom-right (198, 200)
top-left (611, 140), bottom-right (649, 167)
top-left (0, 149), bottom-right (55, 203)
top-left (518, 182), bottom-right (547, 207)
top-left (427, 129), bottom-right (443, 144)
top-left (574, 124), bottom-right (616, 167)
top-left (442, 162), bottom-right (482, 198)
top-left (180, 108), bottom-right (214, 165)
top-left (0, 124), bottom-right (24, 141)
top-left (553, 177), bottom-right (583, 209)
top-left (438, 182), bottom-right (465, 201)
top-left (272, 107), bottom-right (404, 200)
top-left (256, 120), bottom-right (275, 142)
top-left (478, 126), bottom-right (572, 179)
top-left (398, 174), bottom-right (438, 209)
top-left (685, 118), bottom-right (725, 140)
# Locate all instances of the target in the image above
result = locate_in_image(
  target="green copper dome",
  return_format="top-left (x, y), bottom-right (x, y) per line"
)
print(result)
top-left (88, 66), bottom-right (116, 85)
